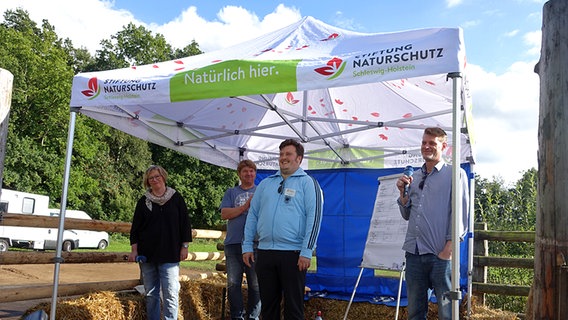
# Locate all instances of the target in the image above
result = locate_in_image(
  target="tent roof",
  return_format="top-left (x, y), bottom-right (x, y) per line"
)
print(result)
top-left (70, 16), bottom-right (474, 170)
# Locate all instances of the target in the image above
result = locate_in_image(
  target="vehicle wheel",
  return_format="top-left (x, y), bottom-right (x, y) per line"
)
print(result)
top-left (97, 240), bottom-right (108, 250)
top-left (62, 240), bottom-right (73, 252)
top-left (0, 239), bottom-right (9, 252)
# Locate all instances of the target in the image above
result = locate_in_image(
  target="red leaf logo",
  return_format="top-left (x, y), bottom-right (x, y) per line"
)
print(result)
top-left (321, 33), bottom-right (340, 41)
top-left (81, 77), bottom-right (100, 99)
top-left (285, 92), bottom-right (300, 105)
top-left (402, 113), bottom-right (413, 118)
top-left (314, 65), bottom-right (335, 76)
top-left (314, 57), bottom-right (346, 78)
top-left (379, 134), bottom-right (388, 141)
top-left (334, 98), bottom-right (344, 105)
top-left (371, 112), bottom-right (380, 117)
top-left (328, 57), bottom-right (342, 69)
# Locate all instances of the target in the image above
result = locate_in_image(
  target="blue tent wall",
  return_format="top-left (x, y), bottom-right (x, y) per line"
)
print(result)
top-left (256, 164), bottom-right (472, 301)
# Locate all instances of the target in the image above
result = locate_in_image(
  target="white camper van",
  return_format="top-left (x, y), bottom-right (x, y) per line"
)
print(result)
top-left (0, 189), bottom-right (108, 252)
top-left (48, 209), bottom-right (109, 250)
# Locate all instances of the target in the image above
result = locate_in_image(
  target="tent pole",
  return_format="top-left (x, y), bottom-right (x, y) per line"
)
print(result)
top-left (467, 165), bottom-right (475, 318)
top-left (50, 108), bottom-right (78, 320)
top-left (448, 72), bottom-right (462, 320)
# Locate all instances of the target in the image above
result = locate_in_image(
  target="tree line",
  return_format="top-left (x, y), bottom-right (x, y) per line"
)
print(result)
top-left (0, 9), bottom-right (237, 228)
top-left (0, 9), bottom-right (538, 236)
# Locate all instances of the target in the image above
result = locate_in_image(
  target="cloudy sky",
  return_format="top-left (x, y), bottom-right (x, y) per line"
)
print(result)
top-left (0, 0), bottom-right (545, 185)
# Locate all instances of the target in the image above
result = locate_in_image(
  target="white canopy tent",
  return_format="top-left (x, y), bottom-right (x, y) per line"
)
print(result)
top-left (54, 16), bottom-right (475, 319)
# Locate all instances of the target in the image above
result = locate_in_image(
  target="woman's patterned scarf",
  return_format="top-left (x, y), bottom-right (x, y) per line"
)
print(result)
top-left (145, 187), bottom-right (176, 210)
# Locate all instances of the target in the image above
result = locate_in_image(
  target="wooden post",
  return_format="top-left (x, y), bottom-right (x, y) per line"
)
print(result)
top-left (0, 68), bottom-right (14, 194)
top-left (472, 222), bottom-right (488, 305)
top-left (533, 0), bottom-right (568, 319)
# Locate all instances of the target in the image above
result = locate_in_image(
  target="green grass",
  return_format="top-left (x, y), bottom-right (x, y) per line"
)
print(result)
top-left (106, 234), bottom-right (222, 272)
top-left (104, 235), bottom-right (324, 273)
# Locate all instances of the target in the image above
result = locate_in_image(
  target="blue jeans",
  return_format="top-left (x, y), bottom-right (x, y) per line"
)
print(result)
top-left (140, 262), bottom-right (180, 320)
top-left (405, 253), bottom-right (451, 320)
top-left (225, 244), bottom-right (261, 320)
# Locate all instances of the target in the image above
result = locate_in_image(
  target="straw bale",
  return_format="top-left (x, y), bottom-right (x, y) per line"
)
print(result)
top-left (180, 274), bottom-right (226, 320)
top-left (22, 275), bottom-right (519, 320)
top-left (23, 291), bottom-right (146, 320)
top-left (304, 295), bottom-right (518, 320)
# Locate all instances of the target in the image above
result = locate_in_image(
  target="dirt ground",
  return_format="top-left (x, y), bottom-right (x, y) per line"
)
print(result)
top-left (0, 263), bottom-right (209, 320)
top-left (0, 263), bottom-right (142, 286)
top-left (0, 262), bottom-right (211, 286)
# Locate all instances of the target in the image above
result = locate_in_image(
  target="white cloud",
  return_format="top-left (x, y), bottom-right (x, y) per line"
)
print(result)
top-left (504, 29), bottom-right (519, 37)
top-left (154, 4), bottom-right (301, 53)
top-left (0, 0), bottom-right (301, 54)
top-left (446, 0), bottom-right (464, 8)
top-left (166, 4), bottom-right (301, 53)
top-left (523, 30), bottom-right (541, 56)
top-left (468, 62), bottom-right (539, 185)
top-left (0, 0), bottom-right (142, 52)
top-left (461, 20), bottom-right (481, 29)
top-left (331, 10), bottom-right (363, 31)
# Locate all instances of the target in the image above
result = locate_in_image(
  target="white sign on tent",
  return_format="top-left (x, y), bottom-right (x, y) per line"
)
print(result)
top-left (69, 16), bottom-right (474, 171)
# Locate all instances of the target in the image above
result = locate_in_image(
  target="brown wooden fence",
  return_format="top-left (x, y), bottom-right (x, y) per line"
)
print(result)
top-left (472, 222), bottom-right (534, 305)
top-left (0, 213), bottom-right (226, 303)
top-left (1, 214), bottom-right (536, 304)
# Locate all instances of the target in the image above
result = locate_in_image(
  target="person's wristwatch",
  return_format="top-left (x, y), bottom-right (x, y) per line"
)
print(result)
top-left (182, 243), bottom-right (189, 248)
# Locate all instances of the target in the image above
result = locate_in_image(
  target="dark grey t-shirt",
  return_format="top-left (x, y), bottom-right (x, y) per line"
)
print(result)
top-left (220, 185), bottom-right (256, 245)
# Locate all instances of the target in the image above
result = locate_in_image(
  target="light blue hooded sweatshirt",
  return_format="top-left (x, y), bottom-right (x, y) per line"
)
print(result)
top-left (242, 168), bottom-right (323, 259)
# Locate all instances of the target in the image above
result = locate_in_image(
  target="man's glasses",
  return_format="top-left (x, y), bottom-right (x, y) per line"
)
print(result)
top-left (278, 180), bottom-right (291, 203)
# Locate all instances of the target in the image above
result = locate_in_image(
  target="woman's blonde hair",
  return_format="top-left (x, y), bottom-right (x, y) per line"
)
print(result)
top-left (143, 165), bottom-right (168, 189)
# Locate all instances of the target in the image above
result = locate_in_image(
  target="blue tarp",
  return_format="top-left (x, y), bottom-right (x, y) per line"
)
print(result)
top-left (257, 165), bottom-right (471, 304)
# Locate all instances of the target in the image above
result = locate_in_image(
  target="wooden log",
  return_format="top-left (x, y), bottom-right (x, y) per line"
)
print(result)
top-left (1, 214), bottom-right (226, 239)
top-left (474, 230), bottom-right (535, 243)
top-left (534, 0), bottom-right (568, 318)
top-left (472, 222), bottom-right (488, 304)
top-left (472, 282), bottom-right (531, 297)
top-left (0, 279), bottom-right (140, 302)
top-left (216, 262), bottom-right (226, 272)
top-left (185, 252), bottom-right (225, 261)
top-left (192, 229), bottom-right (226, 239)
top-left (0, 251), bottom-right (129, 264)
top-left (473, 256), bottom-right (534, 269)
top-left (1, 213), bottom-right (131, 233)
top-left (0, 251), bottom-right (226, 264)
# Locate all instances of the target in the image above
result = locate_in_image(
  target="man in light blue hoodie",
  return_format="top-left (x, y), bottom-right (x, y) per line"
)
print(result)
top-left (242, 139), bottom-right (323, 320)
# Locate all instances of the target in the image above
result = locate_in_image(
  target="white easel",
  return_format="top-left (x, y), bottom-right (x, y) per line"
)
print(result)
top-left (342, 262), bottom-right (405, 320)
top-left (342, 173), bottom-right (409, 320)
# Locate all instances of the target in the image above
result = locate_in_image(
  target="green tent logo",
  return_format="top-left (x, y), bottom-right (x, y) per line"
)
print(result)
top-left (81, 77), bottom-right (101, 100)
top-left (314, 57), bottom-right (346, 80)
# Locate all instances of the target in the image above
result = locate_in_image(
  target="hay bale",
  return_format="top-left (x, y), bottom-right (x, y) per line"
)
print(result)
top-left (180, 274), bottom-right (226, 320)
top-left (22, 275), bottom-right (519, 320)
top-left (304, 294), bottom-right (517, 320)
top-left (23, 291), bottom-right (146, 320)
